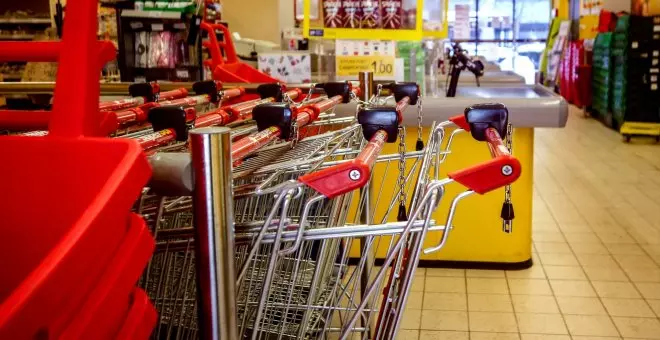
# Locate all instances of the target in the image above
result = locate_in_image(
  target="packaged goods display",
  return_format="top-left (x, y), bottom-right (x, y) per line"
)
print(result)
top-left (323, 0), bottom-right (343, 27)
top-left (342, 0), bottom-right (361, 28)
top-left (381, 0), bottom-right (403, 29)
top-left (361, 0), bottom-right (381, 28)
top-left (134, 31), bottom-right (189, 69)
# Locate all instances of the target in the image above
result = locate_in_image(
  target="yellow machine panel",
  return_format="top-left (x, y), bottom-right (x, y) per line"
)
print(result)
top-left (350, 126), bottom-right (534, 266)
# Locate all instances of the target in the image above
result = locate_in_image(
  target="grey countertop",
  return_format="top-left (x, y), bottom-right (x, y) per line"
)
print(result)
top-left (335, 84), bottom-right (568, 128)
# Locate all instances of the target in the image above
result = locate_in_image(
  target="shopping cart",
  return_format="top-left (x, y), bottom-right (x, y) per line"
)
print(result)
top-left (99, 82), bottom-right (190, 112)
top-left (135, 81), bottom-right (367, 338)
top-left (133, 85), bottom-right (304, 152)
top-left (228, 102), bottom-right (520, 340)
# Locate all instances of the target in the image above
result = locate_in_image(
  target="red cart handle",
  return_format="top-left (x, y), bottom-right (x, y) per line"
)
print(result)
top-left (159, 88), bottom-right (190, 101)
top-left (196, 89), bottom-right (301, 128)
top-left (137, 88), bottom-right (299, 151)
top-left (296, 86), bottom-right (360, 121)
top-left (299, 130), bottom-right (387, 198)
top-left (448, 127), bottom-right (521, 194)
top-left (448, 114), bottom-right (470, 131)
top-left (299, 102), bottom-right (401, 198)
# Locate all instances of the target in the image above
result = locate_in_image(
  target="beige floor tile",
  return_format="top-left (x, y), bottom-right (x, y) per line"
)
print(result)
top-left (563, 232), bottom-right (601, 244)
top-left (582, 265), bottom-right (629, 282)
top-left (537, 253), bottom-right (579, 266)
top-left (533, 231), bottom-right (566, 243)
top-left (468, 312), bottom-right (518, 333)
top-left (508, 278), bottom-right (553, 295)
top-left (605, 243), bottom-right (646, 255)
top-left (467, 278), bottom-right (509, 294)
top-left (425, 277), bottom-right (466, 293)
top-left (535, 242), bottom-right (573, 254)
top-left (402, 309), bottom-right (422, 329)
top-left (418, 330), bottom-right (469, 340)
top-left (648, 299), bottom-right (660, 317)
top-left (516, 313), bottom-right (567, 335)
top-left (591, 281), bottom-right (641, 298)
top-left (506, 265), bottom-right (547, 279)
top-left (576, 254), bottom-right (619, 267)
top-left (557, 223), bottom-right (592, 232)
top-left (396, 329), bottom-right (420, 340)
top-left (556, 296), bottom-right (607, 315)
top-left (543, 265), bottom-right (587, 280)
top-left (407, 291), bottom-right (424, 310)
top-left (634, 282), bottom-right (660, 299)
top-left (520, 335), bottom-right (570, 340)
top-left (621, 266), bottom-right (660, 283)
top-left (596, 232), bottom-right (636, 245)
top-left (423, 292), bottom-right (467, 311)
top-left (420, 310), bottom-right (468, 331)
top-left (412, 276), bottom-right (425, 292)
top-left (613, 254), bottom-right (659, 269)
top-left (534, 222), bottom-right (560, 232)
top-left (466, 270), bottom-right (506, 278)
top-left (468, 294), bottom-right (513, 312)
top-left (569, 242), bottom-right (609, 255)
top-left (563, 315), bottom-right (619, 336)
top-left (571, 337), bottom-right (623, 340)
top-left (550, 280), bottom-right (597, 297)
top-left (470, 332), bottom-right (520, 340)
top-left (511, 295), bottom-right (560, 314)
top-left (427, 268), bottom-right (466, 277)
top-left (601, 298), bottom-right (655, 317)
top-left (612, 317), bottom-right (660, 339)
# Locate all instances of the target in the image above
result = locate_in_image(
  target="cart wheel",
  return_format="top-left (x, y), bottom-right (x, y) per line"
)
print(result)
top-left (624, 135), bottom-right (632, 143)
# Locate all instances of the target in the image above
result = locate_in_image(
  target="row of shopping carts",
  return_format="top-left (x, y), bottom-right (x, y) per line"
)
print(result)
top-left (80, 78), bottom-right (518, 339)
top-left (0, 72), bottom-right (520, 339)
top-left (0, 0), bottom-right (521, 336)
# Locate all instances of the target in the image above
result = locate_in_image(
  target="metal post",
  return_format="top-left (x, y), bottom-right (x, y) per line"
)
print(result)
top-left (190, 127), bottom-right (237, 340)
top-left (358, 71), bottom-right (374, 101)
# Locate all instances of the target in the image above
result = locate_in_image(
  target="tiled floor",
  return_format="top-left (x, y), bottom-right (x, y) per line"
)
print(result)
top-left (397, 106), bottom-right (660, 340)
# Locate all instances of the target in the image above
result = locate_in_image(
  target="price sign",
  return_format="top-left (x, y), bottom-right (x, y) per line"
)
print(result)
top-left (336, 56), bottom-right (395, 78)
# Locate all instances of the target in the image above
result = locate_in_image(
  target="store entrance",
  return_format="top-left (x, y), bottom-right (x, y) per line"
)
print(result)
top-left (447, 0), bottom-right (551, 83)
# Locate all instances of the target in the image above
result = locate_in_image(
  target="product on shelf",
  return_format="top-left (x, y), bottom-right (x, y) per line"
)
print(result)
top-left (149, 31), bottom-right (174, 68)
top-left (360, 0), bottom-right (380, 28)
top-left (323, 0), bottom-right (343, 28)
top-left (380, 0), bottom-right (403, 29)
top-left (342, 0), bottom-right (361, 28)
top-left (381, 0), bottom-right (402, 29)
top-left (135, 32), bottom-right (149, 68)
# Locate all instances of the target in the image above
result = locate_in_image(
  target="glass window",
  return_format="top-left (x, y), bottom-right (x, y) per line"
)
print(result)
top-left (447, 0), bottom-right (551, 76)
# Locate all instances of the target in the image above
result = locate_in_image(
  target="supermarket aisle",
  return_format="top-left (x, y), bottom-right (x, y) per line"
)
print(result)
top-left (398, 106), bottom-right (660, 340)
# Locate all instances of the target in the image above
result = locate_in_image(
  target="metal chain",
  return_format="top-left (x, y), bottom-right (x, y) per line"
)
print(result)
top-left (417, 96), bottom-right (423, 142)
top-left (283, 92), bottom-right (295, 106)
top-left (303, 83), bottom-right (315, 104)
top-left (290, 122), bottom-right (299, 147)
top-left (397, 126), bottom-right (407, 211)
top-left (502, 123), bottom-right (514, 233)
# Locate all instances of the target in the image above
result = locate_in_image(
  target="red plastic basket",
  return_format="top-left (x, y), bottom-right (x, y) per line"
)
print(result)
top-left (116, 288), bottom-right (158, 340)
top-left (0, 0), bottom-right (154, 338)
top-left (201, 22), bottom-right (279, 83)
top-left (59, 214), bottom-right (155, 339)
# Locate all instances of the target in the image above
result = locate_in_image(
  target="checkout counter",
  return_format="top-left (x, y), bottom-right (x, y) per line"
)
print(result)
top-left (0, 80), bottom-right (567, 268)
top-left (338, 84), bottom-right (568, 267)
